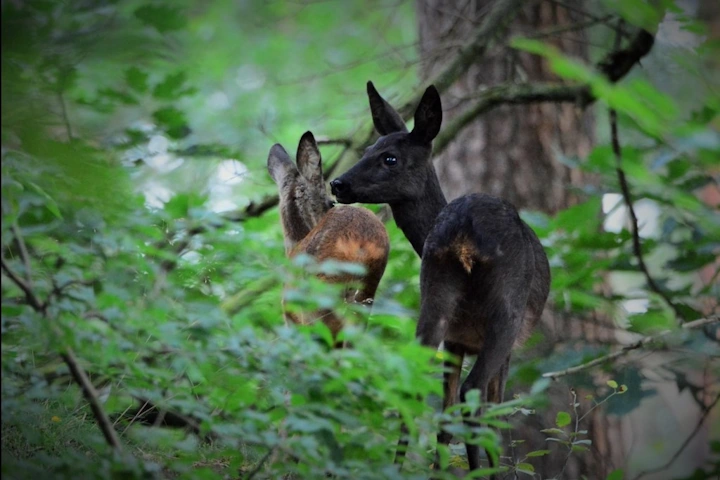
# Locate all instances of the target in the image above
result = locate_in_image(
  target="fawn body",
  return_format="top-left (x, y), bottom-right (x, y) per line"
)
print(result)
top-left (268, 131), bottom-right (389, 340)
top-left (330, 83), bottom-right (550, 472)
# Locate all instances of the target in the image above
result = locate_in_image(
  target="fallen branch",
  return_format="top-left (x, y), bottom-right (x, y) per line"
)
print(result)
top-left (542, 316), bottom-right (719, 380)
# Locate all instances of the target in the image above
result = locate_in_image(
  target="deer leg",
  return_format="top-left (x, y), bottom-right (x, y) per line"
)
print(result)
top-left (395, 258), bottom-right (465, 467)
top-left (486, 355), bottom-right (510, 404)
top-left (434, 341), bottom-right (464, 470)
top-left (460, 304), bottom-right (522, 475)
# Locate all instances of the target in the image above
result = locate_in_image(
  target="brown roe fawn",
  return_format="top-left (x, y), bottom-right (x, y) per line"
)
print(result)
top-left (268, 131), bottom-right (390, 343)
top-left (330, 83), bottom-right (551, 473)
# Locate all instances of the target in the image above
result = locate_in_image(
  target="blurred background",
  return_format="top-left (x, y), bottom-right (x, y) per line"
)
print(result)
top-left (1, 1), bottom-right (718, 479)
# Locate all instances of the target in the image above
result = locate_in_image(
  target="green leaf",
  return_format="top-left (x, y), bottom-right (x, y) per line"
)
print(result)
top-left (628, 310), bottom-right (675, 335)
top-left (152, 107), bottom-right (190, 139)
top-left (607, 380), bottom-right (618, 389)
top-left (516, 462), bottom-right (535, 473)
top-left (125, 67), bottom-right (149, 93)
top-left (153, 72), bottom-right (196, 100)
top-left (556, 411), bottom-right (571, 428)
top-left (134, 5), bottom-right (186, 33)
top-left (606, 469), bottom-right (624, 480)
top-left (525, 449), bottom-right (550, 457)
top-left (27, 182), bottom-right (62, 219)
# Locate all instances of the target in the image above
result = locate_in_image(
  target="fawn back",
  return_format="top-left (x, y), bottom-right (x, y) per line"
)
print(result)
top-left (331, 83), bottom-right (550, 473)
top-left (268, 131), bottom-right (390, 339)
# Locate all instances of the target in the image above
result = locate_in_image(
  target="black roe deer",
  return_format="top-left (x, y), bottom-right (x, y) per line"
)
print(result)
top-left (330, 83), bottom-right (551, 473)
top-left (268, 131), bottom-right (390, 343)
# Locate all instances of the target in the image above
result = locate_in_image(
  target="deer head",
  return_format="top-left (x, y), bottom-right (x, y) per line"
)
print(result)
top-left (330, 82), bottom-right (443, 205)
top-left (268, 131), bottom-right (335, 254)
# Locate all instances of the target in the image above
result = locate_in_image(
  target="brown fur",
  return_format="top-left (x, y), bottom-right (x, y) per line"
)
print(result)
top-left (268, 133), bottom-right (389, 344)
top-left (287, 206), bottom-right (389, 339)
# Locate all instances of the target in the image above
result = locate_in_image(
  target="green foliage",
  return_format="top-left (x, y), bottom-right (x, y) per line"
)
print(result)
top-left (2, 0), bottom-right (719, 479)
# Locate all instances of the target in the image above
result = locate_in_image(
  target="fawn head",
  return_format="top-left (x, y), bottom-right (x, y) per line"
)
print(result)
top-left (268, 131), bottom-right (335, 253)
top-left (330, 82), bottom-right (442, 204)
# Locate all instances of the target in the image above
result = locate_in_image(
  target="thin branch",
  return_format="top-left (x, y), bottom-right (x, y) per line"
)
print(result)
top-left (243, 447), bottom-right (276, 480)
top-left (526, 15), bottom-right (614, 39)
top-left (1, 256), bottom-right (45, 312)
top-left (432, 27), bottom-right (655, 156)
top-left (397, 0), bottom-right (528, 118)
top-left (610, 107), bottom-right (685, 322)
top-left (633, 390), bottom-right (720, 480)
top-left (542, 316), bottom-right (719, 379)
top-left (434, 82), bottom-right (586, 154)
top-left (2, 236), bottom-right (122, 451)
top-left (315, 137), bottom-right (352, 147)
top-left (60, 350), bottom-right (123, 450)
top-left (57, 90), bottom-right (73, 141)
top-left (11, 222), bottom-right (33, 286)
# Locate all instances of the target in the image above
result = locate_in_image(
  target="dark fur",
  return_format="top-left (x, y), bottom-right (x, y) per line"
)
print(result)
top-left (331, 82), bottom-right (551, 475)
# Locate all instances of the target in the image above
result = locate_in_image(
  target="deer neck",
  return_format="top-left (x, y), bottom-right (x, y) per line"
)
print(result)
top-left (390, 169), bottom-right (447, 257)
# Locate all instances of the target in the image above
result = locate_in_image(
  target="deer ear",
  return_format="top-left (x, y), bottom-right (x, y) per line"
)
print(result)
top-left (267, 143), bottom-right (296, 185)
top-left (410, 85), bottom-right (442, 144)
top-left (367, 81), bottom-right (408, 136)
top-left (296, 131), bottom-right (323, 187)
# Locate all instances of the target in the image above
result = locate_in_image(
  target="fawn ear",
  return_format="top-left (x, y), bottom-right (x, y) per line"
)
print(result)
top-left (296, 131), bottom-right (323, 187)
top-left (267, 143), bottom-right (296, 185)
top-left (410, 85), bottom-right (442, 144)
top-left (367, 81), bottom-right (408, 136)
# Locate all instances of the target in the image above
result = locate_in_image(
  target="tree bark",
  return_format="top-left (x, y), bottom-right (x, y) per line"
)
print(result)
top-left (417, 0), bottom-right (595, 213)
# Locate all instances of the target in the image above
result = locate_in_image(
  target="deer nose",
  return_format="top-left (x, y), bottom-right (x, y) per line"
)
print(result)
top-left (330, 179), bottom-right (346, 195)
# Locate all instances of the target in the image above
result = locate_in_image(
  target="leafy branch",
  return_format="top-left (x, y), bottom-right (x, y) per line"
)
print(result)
top-left (542, 382), bottom-right (627, 479)
top-left (1, 233), bottom-right (123, 452)
top-left (542, 316), bottom-right (720, 380)
top-left (433, 27), bottom-right (655, 156)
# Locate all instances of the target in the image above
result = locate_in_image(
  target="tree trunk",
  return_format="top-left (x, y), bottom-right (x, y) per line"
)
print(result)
top-left (416, 0), bottom-right (604, 477)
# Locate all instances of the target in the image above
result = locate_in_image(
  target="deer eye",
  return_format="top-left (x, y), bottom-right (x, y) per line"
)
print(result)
top-left (383, 155), bottom-right (397, 166)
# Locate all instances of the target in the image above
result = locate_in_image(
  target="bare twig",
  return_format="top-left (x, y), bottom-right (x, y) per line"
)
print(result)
top-left (633, 390), bottom-right (720, 480)
top-left (543, 316), bottom-right (719, 379)
top-left (610, 107), bottom-right (685, 322)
